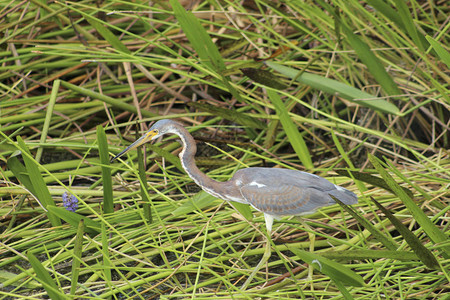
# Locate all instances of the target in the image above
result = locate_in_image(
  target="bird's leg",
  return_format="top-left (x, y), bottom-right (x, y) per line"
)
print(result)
top-left (241, 214), bottom-right (274, 290)
top-left (298, 218), bottom-right (316, 286)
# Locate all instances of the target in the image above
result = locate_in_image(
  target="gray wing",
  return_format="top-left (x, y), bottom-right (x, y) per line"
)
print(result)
top-left (239, 183), bottom-right (332, 217)
top-left (234, 167), bottom-right (357, 217)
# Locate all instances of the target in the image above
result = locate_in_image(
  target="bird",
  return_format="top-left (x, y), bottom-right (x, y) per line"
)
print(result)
top-left (111, 119), bottom-right (358, 288)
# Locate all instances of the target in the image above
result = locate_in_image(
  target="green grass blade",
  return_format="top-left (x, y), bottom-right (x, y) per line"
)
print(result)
top-left (266, 61), bottom-right (400, 115)
top-left (36, 80), bottom-right (59, 163)
top-left (101, 223), bottom-right (112, 290)
top-left (170, 0), bottom-right (225, 72)
top-left (368, 154), bottom-right (450, 258)
top-left (148, 144), bottom-right (184, 172)
top-left (322, 250), bottom-right (418, 261)
top-left (334, 197), bottom-right (399, 251)
top-left (340, 24), bottom-right (402, 97)
top-left (170, 0), bottom-right (244, 103)
top-left (97, 125), bottom-right (114, 215)
top-left (171, 191), bottom-right (217, 217)
top-left (0, 270), bottom-right (40, 289)
top-left (47, 206), bottom-right (101, 234)
top-left (7, 155), bottom-right (36, 196)
top-left (137, 128), bottom-right (152, 223)
top-left (366, 0), bottom-right (432, 56)
top-left (289, 248), bottom-right (365, 287)
top-left (32, 0), bottom-right (63, 28)
top-left (16, 136), bottom-right (61, 226)
top-left (171, 190), bottom-right (253, 223)
top-left (426, 35), bottom-right (450, 69)
top-left (26, 251), bottom-right (65, 300)
top-left (370, 197), bottom-right (439, 269)
top-left (241, 68), bottom-right (287, 90)
top-left (334, 169), bottom-right (414, 198)
top-left (266, 89), bottom-right (313, 169)
top-left (82, 12), bottom-right (130, 54)
top-left (228, 201), bottom-right (254, 222)
top-left (314, 0), bottom-right (402, 97)
top-left (59, 81), bottom-right (157, 118)
top-left (332, 279), bottom-right (354, 300)
top-left (70, 219), bottom-right (85, 295)
top-left (365, 0), bottom-right (403, 29)
top-left (392, 0), bottom-right (427, 52)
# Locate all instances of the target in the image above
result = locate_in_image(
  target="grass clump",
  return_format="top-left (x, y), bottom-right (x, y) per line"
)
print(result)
top-left (0, 0), bottom-right (449, 298)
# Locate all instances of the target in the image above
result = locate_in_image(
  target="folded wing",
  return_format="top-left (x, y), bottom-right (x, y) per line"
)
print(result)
top-left (234, 167), bottom-right (357, 217)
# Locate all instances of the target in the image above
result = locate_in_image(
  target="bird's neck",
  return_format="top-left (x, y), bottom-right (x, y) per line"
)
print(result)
top-left (177, 127), bottom-right (222, 194)
top-left (175, 126), bottom-right (244, 202)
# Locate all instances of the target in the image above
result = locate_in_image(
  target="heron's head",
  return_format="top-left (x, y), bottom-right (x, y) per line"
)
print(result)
top-left (111, 119), bottom-right (180, 162)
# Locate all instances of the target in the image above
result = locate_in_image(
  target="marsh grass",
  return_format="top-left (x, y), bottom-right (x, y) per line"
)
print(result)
top-left (1, 0), bottom-right (449, 298)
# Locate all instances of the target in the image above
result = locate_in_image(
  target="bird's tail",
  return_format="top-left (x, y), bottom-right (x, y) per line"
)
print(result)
top-left (329, 186), bottom-right (358, 205)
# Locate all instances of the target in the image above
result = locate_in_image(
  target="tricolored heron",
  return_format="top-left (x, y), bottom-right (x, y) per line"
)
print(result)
top-left (111, 119), bottom-right (358, 288)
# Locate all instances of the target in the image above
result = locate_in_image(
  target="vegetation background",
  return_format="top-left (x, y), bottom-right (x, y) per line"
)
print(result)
top-left (0, 0), bottom-right (449, 299)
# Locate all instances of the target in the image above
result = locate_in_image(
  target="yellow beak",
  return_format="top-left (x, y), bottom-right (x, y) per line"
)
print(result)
top-left (110, 130), bottom-right (158, 162)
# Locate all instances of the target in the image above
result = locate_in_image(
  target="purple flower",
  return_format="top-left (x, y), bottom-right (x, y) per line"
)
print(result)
top-left (62, 192), bottom-right (78, 212)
